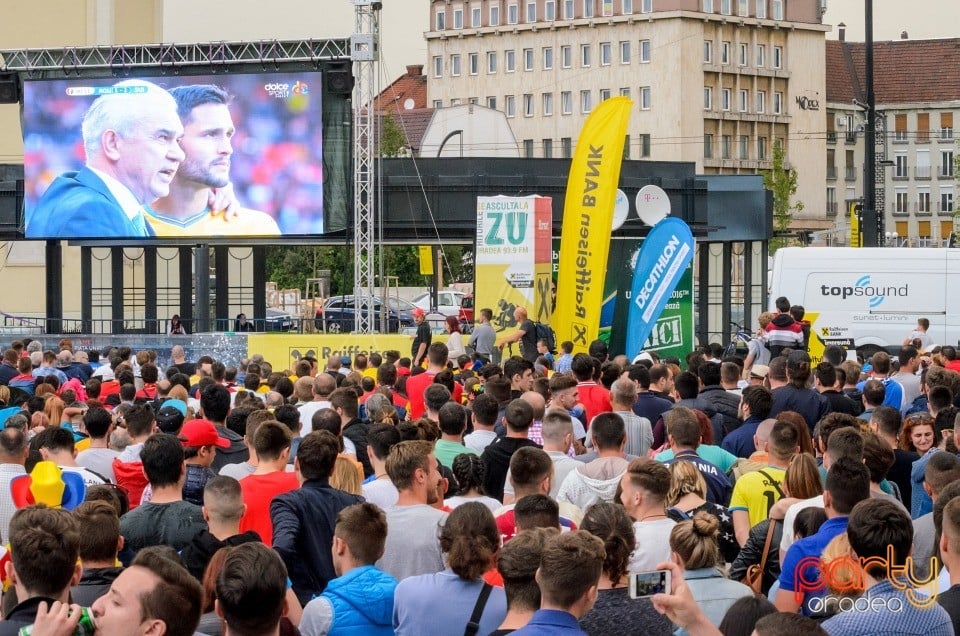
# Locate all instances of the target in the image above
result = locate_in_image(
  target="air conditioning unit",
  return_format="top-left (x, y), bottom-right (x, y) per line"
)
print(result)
top-left (835, 115), bottom-right (847, 128)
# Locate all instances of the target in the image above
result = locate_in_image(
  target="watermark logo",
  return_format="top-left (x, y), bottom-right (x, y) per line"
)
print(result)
top-left (794, 547), bottom-right (938, 613)
top-left (292, 81), bottom-right (309, 95)
top-left (264, 83), bottom-right (291, 98)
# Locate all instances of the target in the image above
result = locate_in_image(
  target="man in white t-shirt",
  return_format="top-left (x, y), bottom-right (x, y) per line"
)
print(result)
top-left (504, 409), bottom-right (580, 503)
top-left (620, 458), bottom-right (676, 572)
top-left (362, 423), bottom-right (402, 508)
top-left (297, 373), bottom-right (335, 437)
top-left (34, 426), bottom-right (106, 487)
top-left (463, 393), bottom-right (500, 454)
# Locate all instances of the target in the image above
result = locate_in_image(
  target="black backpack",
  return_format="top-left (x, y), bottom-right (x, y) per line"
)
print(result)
top-left (534, 322), bottom-right (557, 355)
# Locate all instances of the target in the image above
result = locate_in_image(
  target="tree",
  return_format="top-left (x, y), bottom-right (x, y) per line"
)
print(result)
top-left (762, 141), bottom-right (804, 252)
top-left (379, 112), bottom-right (409, 158)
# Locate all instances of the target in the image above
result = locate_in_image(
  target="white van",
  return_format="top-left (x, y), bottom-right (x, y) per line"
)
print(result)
top-left (769, 247), bottom-right (958, 357)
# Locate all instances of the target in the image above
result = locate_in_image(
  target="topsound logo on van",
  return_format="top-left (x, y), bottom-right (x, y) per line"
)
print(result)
top-left (819, 275), bottom-right (909, 308)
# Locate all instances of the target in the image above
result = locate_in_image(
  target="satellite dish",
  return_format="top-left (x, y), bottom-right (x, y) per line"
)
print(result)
top-left (403, 98), bottom-right (415, 110)
top-left (612, 189), bottom-right (629, 231)
top-left (635, 185), bottom-right (671, 226)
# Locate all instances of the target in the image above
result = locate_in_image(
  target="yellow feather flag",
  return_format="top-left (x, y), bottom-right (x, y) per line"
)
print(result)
top-left (552, 96), bottom-right (632, 353)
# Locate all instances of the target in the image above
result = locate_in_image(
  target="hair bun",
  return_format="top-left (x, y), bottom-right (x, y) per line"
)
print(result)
top-left (691, 511), bottom-right (719, 538)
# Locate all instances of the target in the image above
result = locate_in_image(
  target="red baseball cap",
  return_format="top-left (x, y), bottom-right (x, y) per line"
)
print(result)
top-left (178, 419), bottom-right (231, 449)
top-left (412, 307), bottom-right (426, 318)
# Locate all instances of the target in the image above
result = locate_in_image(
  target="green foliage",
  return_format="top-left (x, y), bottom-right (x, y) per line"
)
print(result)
top-left (762, 141), bottom-right (804, 252)
top-left (264, 246), bottom-right (354, 296)
top-left (380, 113), bottom-right (408, 158)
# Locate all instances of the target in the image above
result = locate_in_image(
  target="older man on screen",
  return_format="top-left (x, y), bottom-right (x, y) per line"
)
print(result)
top-left (27, 79), bottom-right (184, 238)
top-left (146, 84), bottom-right (281, 237)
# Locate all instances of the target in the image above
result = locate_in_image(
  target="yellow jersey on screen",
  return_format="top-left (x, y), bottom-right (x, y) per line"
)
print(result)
top-left (144, 206), bottom-right (281, 237)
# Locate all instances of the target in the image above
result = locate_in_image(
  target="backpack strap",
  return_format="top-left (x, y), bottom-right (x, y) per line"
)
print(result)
top-left (668, 506), bottom-right (691, 520)
top-left (464, 583), bottom-right (493, 636)
top-left (757, 469), bottom-right (785, 499)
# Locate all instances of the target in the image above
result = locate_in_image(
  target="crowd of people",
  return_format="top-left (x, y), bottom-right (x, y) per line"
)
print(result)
top-left (0, 296), bottom-right (958, 635)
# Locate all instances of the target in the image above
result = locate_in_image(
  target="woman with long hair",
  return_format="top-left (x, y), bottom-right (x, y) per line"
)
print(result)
top-left (393, 502), bottom-right (507, 636)
top-left (168, 314), bottom-right (186, 335)
top-left (445, 315), bottom-right (467, 365)
top-left (445, 453), bottom-right (500, 512)
top-left (578, 502), bottom-right (673, 636)
top-left (665, 460), bottom-right (739, 563)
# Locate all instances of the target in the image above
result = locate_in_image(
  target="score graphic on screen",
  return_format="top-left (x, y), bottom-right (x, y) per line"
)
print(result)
top-left (22, 71), bottom-right (325, 239)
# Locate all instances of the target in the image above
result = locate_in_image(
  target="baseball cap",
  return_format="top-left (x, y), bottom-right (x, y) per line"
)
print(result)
top-left (178, 419), bottom-right (230, 448)
top-left (412, 307), bottom-right (425, 318)
top-left (749, 364), bottom-right (770, 379)
top-left (162, 399), bottom-right (188, 416)
top-left (632, 352), bottom-right (654, 364)
top-left (155, 404), bottom-right (186, 434)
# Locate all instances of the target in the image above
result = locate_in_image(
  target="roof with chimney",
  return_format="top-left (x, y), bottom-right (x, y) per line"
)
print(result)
top-left (372, 64), bottom-right (434, 154)
top-left (826, 36), bottom-right (960, 104)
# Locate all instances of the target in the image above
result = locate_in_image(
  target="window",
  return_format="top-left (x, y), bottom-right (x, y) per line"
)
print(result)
top-left (546, 0), bottom-right (556, 20)
top-left (600, 42), bottom-right (612, 65)
top-left (704, 87), bottom-right (713, 110)
top-left (543, 93), bottom-right (554, 115)
top-left (433, 99), bottom-right (442, 109)
top-left (486, 96), bottom-right (497, 109)
top-left (623, 0), bottom-right (634, 14)
top-left (508, 3), bottom-right (519, 24)
top-left (623, 134), bottom-right (630, 159)
top-left (773, 46), bottom-right (782, 68)
top-left (639, 39), bottom-right (651, 62)
top-left (620, 41), bottom-right (631, 64)
top-left (739, 135), bottom-right (749, 159)
top-left (505, 50), bottom-right (516, 72)
top-left (561, 45), bottom-right (572, 67)
top-left (524, 48), bottom-right (534, 70)
top-left (942, 150), bottom-right (955, 177)
top-left (756, 90), bottom-right (766, 113)
top-left (721, 42), bottom-right (730, 64)
top-left (942, 187), bottom-right (955, 212)
top-left (543, 47), bottom-right (554, 69)
top-left (561, 91), bottom-right (573, 114)
top-left (620, 87), bottom-right (631, 97)
top-left (451, 98), bottom-right (462, 106)
top-left (721, 88), bottom-right (731, 111)
top-left (738, 43), bottom-right (748, 66)
top-left (487, 51), bottom-right (498, 73)
top-left (581, 90), bottom-right (593, 113)
top-left (581, 44), bottom-right (591, 67)
top-left (756, 0), bottom-right (766, 18)
top-left (523, 93), bottom-right (534, 116)
top-left (704, 40), bottom-right (713, 63)
top-left (942, 112), bottom-right (954, 140)
top-left (773, 91), bottom-right (783, 114)
top-left (756, 44), bottom-right (765, 67)
top-left (603, 0), bottom-right (614, 15)
top-left (523, 139), bottom-right (534, 157)
top-left (436, 9), bottom-right (446, 30)
top-left (721, 0), bottom-right (731, 15)
top-left (543, 138), bottom-right (554, 158)
top-left (704, 134), bottom-right (714, 158)
top-left (600, 88), bottom-right (612, 102)
top-left (758, 136), bottom-right (768, 160)
top-left (894, 114), bottom-right (908, 142)
top-left (562, 137), bottom-right (573, 158)
top-left (738, 0), bottom-right (748, 15)
top-left (917, 150), bottom-right (931, 178)
top-left (895, 151), bottom-right (908, 178)
top-left (583, 0), bottom-right (594, 18)
top-left (845, 149), bottom-right (855, 180)
top-left (563, 0), bottom-right (574, 19)
top-left (919, 189), bottom-right (932, 213)
top-left (453, 6), bottom-right (463, 28)
top-left (490, 3), bottom-right (501, 25)
top-left (640, 86), bottom-right (651, 109)
top-left (918, 113), bottom-right (931, 143)
top-left (505, 95), bottom-right (516, 117)
top-left (469, 53), bottom-right (479, 75)
top-left (433, 55), bottom-right (443, 77)
top-left (703, 0), bottom-right (714, 12)
top-left (738, 89), bottom-right (748, 112)
top-left (640, 133), bottom-right (651, 157)
top-left (472, 6), bottom-right (482, 26)
top-left (526, 0), bottom-right (537, 21)
top-left (895, 188), bottom-right (909, 213)
top-left (641, 0), bottom-right (652, 13)
top-left (771, 0), bottom-right (782, 19)
top-left (722, 135), bottom-right (732, 159)
top-left (451, 54), bottom-right (461, 76)
top-left (826, 187), bottom-right (837, 214)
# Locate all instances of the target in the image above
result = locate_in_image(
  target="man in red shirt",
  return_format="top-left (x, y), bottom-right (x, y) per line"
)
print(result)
top-left (571, 353), bottom-right (611, 427)
top-left (238, 420), bottom-right (298, 546)
top-left (406, 342), bottom-right (449, 419)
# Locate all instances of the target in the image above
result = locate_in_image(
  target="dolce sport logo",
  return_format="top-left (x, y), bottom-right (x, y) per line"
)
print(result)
top-left (819, 275), bottom-right (908, 308)
top-left (794, 549), bottom-right (939, 614)
top-left (264, 81), bottom-right (309, 99)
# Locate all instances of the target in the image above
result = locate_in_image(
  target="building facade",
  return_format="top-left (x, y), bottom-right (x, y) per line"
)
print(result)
top-left (825, 35), bottom-right (959, 247)
top-left (425, 0), bottom-right (829, 230)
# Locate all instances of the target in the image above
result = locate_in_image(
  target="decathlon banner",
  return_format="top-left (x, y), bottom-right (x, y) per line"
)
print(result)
top-left (475, 196), bottom-right (553, 343)
top-left (553, 96), bottom-right (632, 353)
top-left (625, 217), bottom-right (696, 359)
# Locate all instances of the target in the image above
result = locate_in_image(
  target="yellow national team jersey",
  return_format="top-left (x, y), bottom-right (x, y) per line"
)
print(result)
top-left (145, 206), bottom-right (281, 237)
top-left (729, 465), bottom-right (786, 528)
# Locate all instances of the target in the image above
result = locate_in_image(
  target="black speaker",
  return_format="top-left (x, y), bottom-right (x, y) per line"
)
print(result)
top-left (0, 72), bottom-right (20, 104)
top-left (326, 61), bottom-right (354, 95)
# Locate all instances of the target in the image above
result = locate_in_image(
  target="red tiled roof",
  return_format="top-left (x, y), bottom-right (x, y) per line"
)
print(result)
top-left (385, 108), bottom-right (435, 154)
top-left (373, 64), bottom-right (428, 114)
top-left (827, 39), bottom-right (960, 105)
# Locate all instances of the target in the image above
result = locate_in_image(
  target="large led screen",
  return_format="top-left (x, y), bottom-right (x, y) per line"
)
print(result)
top-left (22, 70), bottom-right (337, 239)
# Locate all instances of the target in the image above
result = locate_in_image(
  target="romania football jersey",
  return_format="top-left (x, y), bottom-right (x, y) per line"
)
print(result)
top-left (144, 206), bottom-right (281, 237)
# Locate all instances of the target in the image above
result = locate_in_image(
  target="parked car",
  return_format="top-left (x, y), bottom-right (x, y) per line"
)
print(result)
top-left (412, 290), bottom-right (468, 318)
top-left (264, 307), bottom-right (295, 332)
top-left (317, 296), bottom-right (416, 333)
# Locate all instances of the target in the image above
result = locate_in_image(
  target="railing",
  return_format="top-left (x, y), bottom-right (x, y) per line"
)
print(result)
top-left (826, 201), bottom-right (838, 214)
top-left (827, 166), bottom-right (838, 180)
top-left (916, 166), bottom-right (932, 179)
top-left (845, 166), bottom-right (857, 181)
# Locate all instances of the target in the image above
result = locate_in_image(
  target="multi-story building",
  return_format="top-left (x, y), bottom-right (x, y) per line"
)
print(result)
top-left (425, 0), bottom-right (830, 231)
top-left (826, 32), bottom-right (960, 246)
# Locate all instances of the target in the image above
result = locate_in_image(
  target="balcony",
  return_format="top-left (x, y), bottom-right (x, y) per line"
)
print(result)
top-left (827, 131), bottom-right (837, 144)
top-left (827, 166), bottom-right (838, 180)
top-left (916, 166), bottom-right (932, 180)
top-left (893, 131), bottom-right (909, 144)
top-left (826, 201), bottom-right (838, 215)
top-left (891, 203), bottom-right (909, 217)
top-left (914, 201), bottom-right (934, 216)
top-left (845, 132), bottom-right (858, 144)
top-left (893, 168), bottom-right (910, 182)
top-left (940, 128), bottom-right (954, 143)
top-left (845, 166), bottom-right (857, 181)
top-left (938, 202), bottom-right (956, 216)
top-left (939, 169), bottom-right (955, 180)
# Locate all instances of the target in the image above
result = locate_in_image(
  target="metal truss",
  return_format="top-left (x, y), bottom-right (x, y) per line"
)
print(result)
top-left (0, 39), bottom-right (350, 72)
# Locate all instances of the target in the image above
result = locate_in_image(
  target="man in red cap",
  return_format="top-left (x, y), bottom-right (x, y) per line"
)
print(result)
top-left (411, 308), bottom-right (432, 367)
top-left (179, 418), bottom-right (230, 506)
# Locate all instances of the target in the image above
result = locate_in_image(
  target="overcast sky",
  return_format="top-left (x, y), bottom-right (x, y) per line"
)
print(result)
top-left (823, 1), bottom-right (960, 41)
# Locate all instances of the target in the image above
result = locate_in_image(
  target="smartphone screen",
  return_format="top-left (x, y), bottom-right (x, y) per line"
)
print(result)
top-left (628, 569), bottom-right (671, 599)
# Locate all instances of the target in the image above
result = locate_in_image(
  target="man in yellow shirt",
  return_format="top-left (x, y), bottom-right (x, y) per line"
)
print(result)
top-left (729, 419), bottom-right (799, 546)
top-left (147, 84), bottom-right (280, 237)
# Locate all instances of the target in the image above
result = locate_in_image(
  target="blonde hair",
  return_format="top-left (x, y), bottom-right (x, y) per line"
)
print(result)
top-left (669, 511), bottom-right (720, 570)
top-left (666, 460), bottom-right (707, 507)
top-left (330, 456), bottom-right (362, 495)
top-left (821, 533), bottom-right (863, 601)
top-left (44, 396), bottom-right (66, 426)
